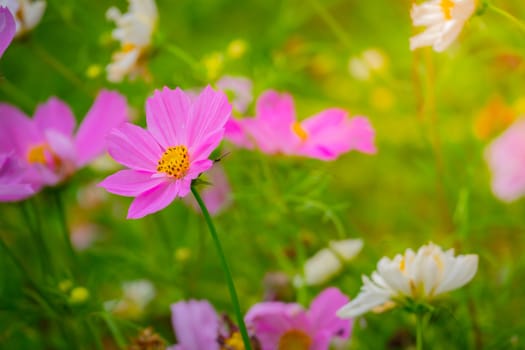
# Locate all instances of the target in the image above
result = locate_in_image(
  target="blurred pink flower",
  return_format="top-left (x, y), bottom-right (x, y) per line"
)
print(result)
top-left (216, 75), bottom-right (253, 114)
top-left (245, 287), bottom-right (352, 350)
top-left (486, 119), bottom-right (525, 202)
top-left (0, 6), bottom-right (15, 57)
top-left (99, 86), bottom-right (231, 219)
top-left (184, 164), bottom-right (233, 216)
top-left (0, 90), bottom-right (128, 193)
top-left (0, 152), bottom-right (34, 201)
top-left (169, 300), bottom-right (220, 350)
top-left (225, 90), bottom-right (376, 160)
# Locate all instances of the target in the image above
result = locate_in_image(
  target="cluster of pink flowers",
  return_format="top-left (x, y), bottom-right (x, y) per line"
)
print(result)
top-left (169, 287), bottom-right (351, 350)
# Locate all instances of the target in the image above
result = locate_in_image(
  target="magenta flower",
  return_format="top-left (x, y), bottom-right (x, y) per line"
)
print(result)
top-left (225, 90), bottom-right (376, 160)
top-left (0, 152), bottom-right (34, 201)
top-left (184, 164), bottom-right (233, 216)
top-left (245, 287), bottom-right (352, 350)
top-left (99, 86), bottom-right (231, 219)
top-left (0, 6), bottom-right (15, 57)
top-left (485, 118), bottom-right (525, 202)
top-left (0, 90), bottom-right (128, 193)
top-left (169, 300), bottom-right (220, 350)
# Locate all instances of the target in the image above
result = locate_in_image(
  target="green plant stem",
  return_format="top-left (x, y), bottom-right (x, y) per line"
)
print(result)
top-left (21, 200), bottom-right (54, 276)
top-left (307, 0), bottom-right (352, 49)
top-left (53, 190), bottom-right (77, 267)
top-left (488, 3), bottom-right (525, 33)
top-left (164, 44), bottom-right (201, 71)
top-left (191, 185), bottom-right (252, 350)
top-left (416, 312), bottom-right (424, 350)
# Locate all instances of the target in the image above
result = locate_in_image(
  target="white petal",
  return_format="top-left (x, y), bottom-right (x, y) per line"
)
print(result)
top-left (337, 278), bottom-right (392, 319)
top-left (434, 254), bottom-right (478, 295)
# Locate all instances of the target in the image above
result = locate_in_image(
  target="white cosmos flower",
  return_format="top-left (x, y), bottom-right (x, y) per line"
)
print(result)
top-left (1, 0), bottom-right (46, 36)
top-left (106, 0), bottom-right (158, 82)
top-left (337, 242), bottom-right (478, 319)
top-left (410, 0), bottom-right (476, 52)
top-left (295, 238), bottom-right (363, 286)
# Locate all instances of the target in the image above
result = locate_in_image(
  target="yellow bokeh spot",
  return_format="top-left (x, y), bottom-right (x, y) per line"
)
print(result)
top-left (227, 39), bottom-right (247, 59)
top-left (203, 52), bottom-right (224, 80)
top-left (86, 64), bottom-right (102, 79)
top-left (370, 87), bottom-right (395, 112)
top-left (69, 287), bottom-right (90, 304)
top-left (175, 247), bottom-right (191, 262)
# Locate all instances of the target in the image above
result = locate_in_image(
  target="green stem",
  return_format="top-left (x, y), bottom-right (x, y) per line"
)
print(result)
top-left (22, 200), bottom-right (54, 276)
top-left (191, 185), bottom-right (253, 350)
top-left (416, 312), bottom-right (424, 350)
top-left (53, 190), bottom-right (77, 267)
top-left (164, 44), bottom-right (201, 71)
top-left (488, 3), bottom-right (525, 33)
top-left (307, 0), bottom-right (352, 49)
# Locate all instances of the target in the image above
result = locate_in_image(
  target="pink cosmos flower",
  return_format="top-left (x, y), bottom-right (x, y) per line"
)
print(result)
top-left (0, 90), bottom-right (128, 193)
top-left (245, 287), bottom-right (352, 350)
top-left (485, 118), bottom-right (525, 202)
top-left (0, 6), bottom-right (15, 57)
top-left (225, 90), bottom-right (376, 160)
top-left (99, 86), bottom-right (231, 219)
top-left (168, 300), bottom-right (220, 350)
top-left (184, 164), bottom-right (233, 216)
top-left (0, 152), bottom-right (34, 201)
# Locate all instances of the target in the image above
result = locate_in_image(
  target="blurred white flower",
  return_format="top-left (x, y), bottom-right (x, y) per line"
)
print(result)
top-left (105, 280), bottom-right (156, 318)
top-left (106, 0), bottom-right (158, 82)
top-left (1, 0), bottom-right (46, 36)
top-left (348, 48), bottom-right (388, 81)
top-left (295, 238), bottom-right (363, 286)
top-left (410, 0), bottom-right (476, 52)
top-left (337, 242), bottom-right (478, 319)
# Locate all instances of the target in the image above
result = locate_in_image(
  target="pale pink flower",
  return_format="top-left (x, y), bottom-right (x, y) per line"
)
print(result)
top-left (99, 86), bottom-right (231, 219)
top-left (225, 90), bottom-right (376, 160)
top-left (485, 118), bottom-right (525, 202)
top-left (0, 6), bottom-right (15, 57)
top-left (0, 90), bottom-right (128, 193)
top-left (0, 152), bottom-right (34, 201)
top-left (184, 164), bottom-right (233, 216)
top-left (410, 0), bottom-right (476, 52)
top-left (169, 300), bottom-right (220, 350)
top-left (245, 287), bottom-right (352, 350)
top-left (216, 75), bottom-right (253, 114)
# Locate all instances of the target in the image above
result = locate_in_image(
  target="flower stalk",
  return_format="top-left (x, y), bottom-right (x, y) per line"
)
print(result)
top-left (191, 185), bottom-right (253, 350)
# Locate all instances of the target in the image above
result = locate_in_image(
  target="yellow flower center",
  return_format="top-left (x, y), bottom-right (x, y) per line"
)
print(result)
top-left (221, 332), bottom-right (245, 350)
top-left (122, 43), bottom-right (136, 52)
top-left (291, 122), bottom-right (308, 141)
top-left (156, 145), bottom-right (190, 179)
top-left (440, 0), bottom-right (454, 20)
top-left (278, 329), bottom-right (312, 350)
top-left (27, 143), bottom-right (49, 164)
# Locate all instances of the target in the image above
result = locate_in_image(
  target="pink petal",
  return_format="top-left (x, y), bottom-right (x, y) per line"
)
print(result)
top-left (45, 129), bottom-right (76, 165)
top-left (187, 85), bottom-right (231, 154)
top-left (189, 129), bottom-right (224, 161)
top-left (33, 97), bottom-right (76, 137)
top-left (256, 90), bottom-right (295, 125)
top-left (107, 123), bottom-right (163, 172)
top-left (245, 302), bottom-right (307, 350)
top-left (145, 87), bottom-right (192, 149)
top-left (99, 169), bottom-right (166, 197)
top-left (0, 184), bottom-right (34, 201)
top-left (171, 300), bottom-right (220, 350)
top-left (0, 104), bottom-right (42, 156)
top-left (127, 181), bottom-right (181, 219)
top-left (0, 7), bottom-right (15, 58)
top-left (75, 90), bottom-right (129, 166)
top-left (486, 119), bottom-right (525, 202)
top-left (308, 287), bottom-right (351, 340)
top-left (299, 111), bottom-right (376, 160)
top-left (223, 118), bottom-right (253, 148)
